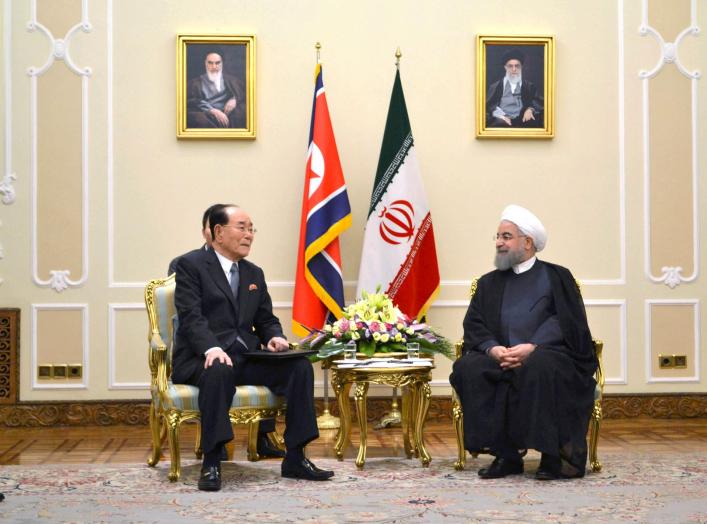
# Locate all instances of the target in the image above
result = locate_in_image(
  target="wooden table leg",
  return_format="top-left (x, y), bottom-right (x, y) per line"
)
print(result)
top-left (354, 381), bottom-right (369, 469)
top-left (413, 380), bottom-right (432, 467)
top-left (333, 380), bottom-right (352, 461)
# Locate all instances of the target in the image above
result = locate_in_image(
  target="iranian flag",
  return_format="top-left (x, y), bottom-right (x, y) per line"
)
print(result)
top-left (356, 69), bottom-right (440, 320)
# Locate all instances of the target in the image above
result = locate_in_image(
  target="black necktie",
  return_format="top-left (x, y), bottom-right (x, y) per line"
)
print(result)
top-left (229, 262), bottom-right (239, 299)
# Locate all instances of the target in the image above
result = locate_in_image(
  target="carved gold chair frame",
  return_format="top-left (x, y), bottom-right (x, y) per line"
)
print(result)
top-left (144, 274), bottom-right (285, 481)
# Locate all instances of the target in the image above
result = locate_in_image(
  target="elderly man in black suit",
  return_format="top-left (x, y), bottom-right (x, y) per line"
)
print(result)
top-left (168, 203), bottom-right (283, 460)
top-left (172, 204), bottom-right (333, 491)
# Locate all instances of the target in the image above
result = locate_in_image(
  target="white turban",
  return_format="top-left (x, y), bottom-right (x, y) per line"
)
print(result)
top-left (500, 204), bottom-right (547, 251)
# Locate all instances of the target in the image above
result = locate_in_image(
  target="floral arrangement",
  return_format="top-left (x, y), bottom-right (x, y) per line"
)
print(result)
top-left (300, 288), bottom-right (453, 360)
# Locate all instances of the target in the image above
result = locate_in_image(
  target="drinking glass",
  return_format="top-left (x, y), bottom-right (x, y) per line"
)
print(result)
top-left (406, 342), bottom-right (420, 360)
top-left (343, 340), bottom-right (357, 360)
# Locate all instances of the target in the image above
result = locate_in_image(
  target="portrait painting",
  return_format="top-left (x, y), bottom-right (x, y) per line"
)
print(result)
top-left (177, 34), bottom-right (256, 139)
top-left (476, 35), bottom-right (554, 138)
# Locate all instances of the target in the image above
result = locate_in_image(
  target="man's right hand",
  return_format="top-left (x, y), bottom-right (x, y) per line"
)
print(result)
top-left (500, 115), bottom-right (512, 126)
top-left (204, 348), bottom-right (232, 369)
top-left (208, 108), bottom-right (230, 127)
top-left (488, 345), bottom-right (508, 362)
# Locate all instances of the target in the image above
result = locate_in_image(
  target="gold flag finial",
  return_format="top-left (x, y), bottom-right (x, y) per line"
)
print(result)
top-left (315, 42), bottom-right (321, 63)
top-left (395, 47), bottom-right (402, 69)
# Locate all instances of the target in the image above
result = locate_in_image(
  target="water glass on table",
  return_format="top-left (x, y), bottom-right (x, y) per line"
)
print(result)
top-left (344, 340), bottom-right (357, 360)
top-left (406, 342), bottom-right (420, 360)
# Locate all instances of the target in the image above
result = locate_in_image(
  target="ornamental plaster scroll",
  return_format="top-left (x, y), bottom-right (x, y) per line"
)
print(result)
top-left (640, 0), bottom-right (701, 289)
top-left (27, 0), bottom-right (92, 292)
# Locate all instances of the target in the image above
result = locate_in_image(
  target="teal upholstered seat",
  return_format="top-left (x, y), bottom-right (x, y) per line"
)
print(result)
top-left (145, 274), bottom-right (286, 481)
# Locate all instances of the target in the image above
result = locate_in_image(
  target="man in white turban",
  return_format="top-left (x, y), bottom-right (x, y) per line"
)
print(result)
top-left (450, 205), bottom-right (597, 480)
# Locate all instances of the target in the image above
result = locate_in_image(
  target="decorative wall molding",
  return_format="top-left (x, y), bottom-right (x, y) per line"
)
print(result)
top-left (645, 299), bottom-right (701, 383)
top-left (0, 308), bottom-right (20, 404)
top-left (602, 393), bottom-right (706, 419)
top-left (640, 0), bottom-right (701, 288)
top-left (108, 304), bottom-right (149, 390)
top-left (585, 299), bottom-right (628, 385)
top-left (0, 394), bottom-right (704, 427)
top-left (2, 1), bottom-right (15, 206)
top-left (29, 0), bottom-right (92, 292)
top-left (31, 303), bottom-right (89, 390)
top-left (1, 1), bottom-right (15, 288)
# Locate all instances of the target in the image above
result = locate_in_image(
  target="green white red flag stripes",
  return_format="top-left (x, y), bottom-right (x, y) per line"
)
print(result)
top-left (356, 70), bottom-right (440, 320)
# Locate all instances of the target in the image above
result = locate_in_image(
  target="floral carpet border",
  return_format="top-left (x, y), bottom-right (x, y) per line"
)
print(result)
top-left (0, 394), bottom-right (705, 427)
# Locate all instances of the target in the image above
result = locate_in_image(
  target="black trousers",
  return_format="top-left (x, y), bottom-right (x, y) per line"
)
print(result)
top-left (450, 348), bottom-right (594, 475)
top-left (185, 356), bottom-right (319, 455)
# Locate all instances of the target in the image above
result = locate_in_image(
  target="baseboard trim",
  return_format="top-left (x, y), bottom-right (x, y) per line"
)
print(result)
top-left (0, 394), bottom-right (704, 427)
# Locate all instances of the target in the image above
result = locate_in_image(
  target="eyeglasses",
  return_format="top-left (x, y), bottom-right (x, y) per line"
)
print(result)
top-left (223, 225), bottom-right (257, 235)
top-left (494, 232), bottom-right (525, 242)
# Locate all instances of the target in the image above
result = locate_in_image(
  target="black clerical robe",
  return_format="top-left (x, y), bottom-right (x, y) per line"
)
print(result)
top-left (450, 260), bottom-right (598, 476)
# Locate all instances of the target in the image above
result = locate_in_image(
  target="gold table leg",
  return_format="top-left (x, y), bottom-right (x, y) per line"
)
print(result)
top-left (413, 380), bottom-right (432, 467)
top-left (354, 381), bottom-right (369, 469)
top-left (401, 386), bottom-right (413, 458)
top-left (333, 381), bottom-right (352, 460)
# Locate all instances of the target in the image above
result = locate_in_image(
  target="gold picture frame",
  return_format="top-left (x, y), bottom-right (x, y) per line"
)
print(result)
top-left (476, 35), bottom-right (555, 139)
top-left (177, 34), bottom-right (256, 139)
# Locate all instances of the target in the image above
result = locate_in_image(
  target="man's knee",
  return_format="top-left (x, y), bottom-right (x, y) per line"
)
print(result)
top-left (450, 352), bottom-right (492, 387)
top-left (291, 357), bottom-right (314, 381)
top-left (519, 349), bottom-right (563, 383)
top-left (199, 361), bottom-right (235, 386)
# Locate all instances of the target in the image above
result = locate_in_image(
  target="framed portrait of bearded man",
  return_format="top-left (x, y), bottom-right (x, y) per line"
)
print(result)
top-left (177, 34), bottom-right (256, 139)
top-left (476, 35), bottom-right (555, 139)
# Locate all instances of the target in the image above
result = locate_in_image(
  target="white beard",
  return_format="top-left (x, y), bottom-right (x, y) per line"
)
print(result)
top-left (207, 71), bottom-right (223, 92)
top-left (505, 73), bottom-right (522, 93)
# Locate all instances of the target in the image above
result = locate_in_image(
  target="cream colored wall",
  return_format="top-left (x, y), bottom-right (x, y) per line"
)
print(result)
top-left (0, 0), bottom-right (704, 401)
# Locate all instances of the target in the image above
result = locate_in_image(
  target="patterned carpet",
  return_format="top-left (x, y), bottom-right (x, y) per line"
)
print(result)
top-left (0, 453), bottom-right (705, 523)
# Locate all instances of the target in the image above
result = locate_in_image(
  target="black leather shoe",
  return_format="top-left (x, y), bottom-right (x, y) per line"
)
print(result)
top-left (478, 457), bottom-right (524, 479)
top-left (281, 458), bottom-right (334, 481)
top-left (257, 434), bottom-right (286, 459)
top-left (534, 454), bottom-right (583, 480)
top-left (198, 464), bottom-right (222, 491)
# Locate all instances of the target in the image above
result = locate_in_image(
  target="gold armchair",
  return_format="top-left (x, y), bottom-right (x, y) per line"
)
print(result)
top-left (144, 274), bottom-right (286, 481)
top-left (451, 278), bottom-right (605, 472)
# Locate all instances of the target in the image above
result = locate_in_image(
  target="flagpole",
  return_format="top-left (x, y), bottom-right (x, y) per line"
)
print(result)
top-left (376, 46), bottom-right (405, 431)
top-left (312, 41), bottom-right (341, 432)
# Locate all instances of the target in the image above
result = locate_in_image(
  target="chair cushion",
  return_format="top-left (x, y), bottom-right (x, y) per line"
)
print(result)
top-left (165, 383), bottom-right (284, 412)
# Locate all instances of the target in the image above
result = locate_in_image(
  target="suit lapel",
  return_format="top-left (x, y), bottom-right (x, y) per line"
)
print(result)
top-left (205, 249), bottom-right (239, 315)
top-left (237, 261), bottom-right (254, 324)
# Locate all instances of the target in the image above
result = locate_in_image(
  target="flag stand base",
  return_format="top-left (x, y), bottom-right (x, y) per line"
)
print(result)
top-left (375, 388), bottom-right (402, 429)
top-left (317, 408), bottom-right (340, 430)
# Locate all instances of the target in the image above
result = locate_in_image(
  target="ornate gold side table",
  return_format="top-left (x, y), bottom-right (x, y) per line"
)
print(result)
top-left (330, 360), bottom-right (435, 469)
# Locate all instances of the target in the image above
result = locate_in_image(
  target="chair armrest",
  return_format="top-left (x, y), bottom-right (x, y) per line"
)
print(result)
top-left (593, 339), bottom-right (605, 393)
top-left (148, 332), bottom-right (170, 392)
top-left (454, 340), bottom-right (463, 360)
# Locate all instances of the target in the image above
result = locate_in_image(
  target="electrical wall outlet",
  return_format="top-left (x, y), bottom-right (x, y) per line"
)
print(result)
top-left (53, 364), bottom-right (68, 379)
top-left (658, 354), bottom-right (675, 368)
top-left (659, 354), bottom-right (688, 369)
top-left (38, 365), bottom-right (53, 379)
top-left (68, 364), bottom-right (83, 378)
